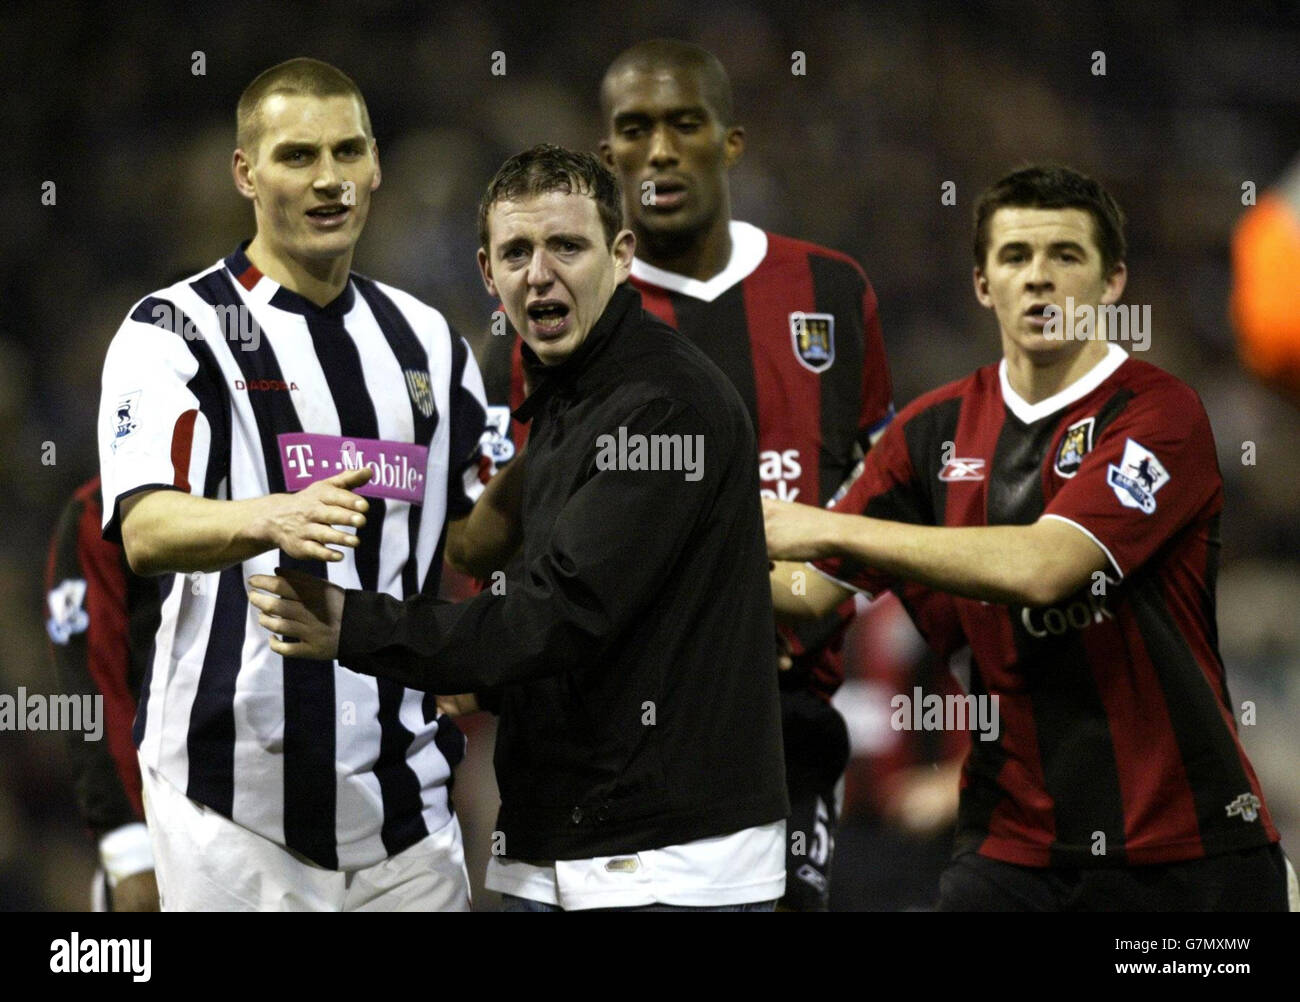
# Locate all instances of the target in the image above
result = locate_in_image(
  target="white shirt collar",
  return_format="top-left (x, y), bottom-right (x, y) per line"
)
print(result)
top-left (999, 343), bottom-right (1129, 424)
top-left (629, 220), bottom-right (768, 302)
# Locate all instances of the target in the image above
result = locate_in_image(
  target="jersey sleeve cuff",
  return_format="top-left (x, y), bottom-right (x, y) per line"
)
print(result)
top-left (102, 483), bottom-right (182, 544)
top-left (1040, 514), bottom-right (1125, 580)
top-left (98, 822), bottom-right (154, 885)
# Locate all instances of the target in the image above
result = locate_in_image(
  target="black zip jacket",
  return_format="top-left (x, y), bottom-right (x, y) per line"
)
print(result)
top-left (338, 283), bottom-right (789, 859)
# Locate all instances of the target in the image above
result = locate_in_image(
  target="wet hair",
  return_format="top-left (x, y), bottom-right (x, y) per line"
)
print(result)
top-left (478, 144), bottom-right (624, 250)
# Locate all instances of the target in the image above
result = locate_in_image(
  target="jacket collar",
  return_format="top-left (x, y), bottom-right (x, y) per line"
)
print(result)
top-left (513, 283), bottom-right (640, 423)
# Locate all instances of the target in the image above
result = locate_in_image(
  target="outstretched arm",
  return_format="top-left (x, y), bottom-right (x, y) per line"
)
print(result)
top-left (763, 498), bottom-right (1108, 608)
top-left (120, 467), bottom-right (372, 576)
top-left (250, 397), bottom-right (725, 693)
top-left (769, 560), bottom-right (852, 623)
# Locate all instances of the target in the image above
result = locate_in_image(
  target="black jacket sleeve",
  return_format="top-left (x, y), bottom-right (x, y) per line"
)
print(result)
top-left (338, 397), bottom-right (717, 692)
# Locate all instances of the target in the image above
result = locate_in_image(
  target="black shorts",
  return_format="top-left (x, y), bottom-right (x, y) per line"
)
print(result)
top-left (938, 843), bottom-right (1292, 912)
top-left (778, 689), bottom-right (851, 912)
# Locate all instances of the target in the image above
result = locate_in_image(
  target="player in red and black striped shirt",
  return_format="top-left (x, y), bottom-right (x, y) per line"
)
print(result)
top-left (480, 39), bottom-right (896, 910)
top-left (765, 165), bottom-right (1294, 910)
top-left (45, 476), bottom-right (162, 910)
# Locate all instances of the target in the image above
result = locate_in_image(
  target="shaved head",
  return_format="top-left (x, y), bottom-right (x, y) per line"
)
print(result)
top-left (237, 57), bottom-right (372, 162)
top-left (600, 39), bottom-right (734, 127)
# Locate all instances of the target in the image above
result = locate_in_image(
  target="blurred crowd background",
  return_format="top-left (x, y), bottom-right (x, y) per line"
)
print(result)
top-left (2, 0), bottom-right (1297, 910)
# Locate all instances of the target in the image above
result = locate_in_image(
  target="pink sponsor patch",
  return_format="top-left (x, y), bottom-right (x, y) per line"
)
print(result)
top-left (278, 433), bottom-right (429, 505)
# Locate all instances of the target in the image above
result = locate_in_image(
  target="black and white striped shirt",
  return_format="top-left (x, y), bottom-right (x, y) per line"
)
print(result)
top-left (98, 244), bottom-right (489, 869)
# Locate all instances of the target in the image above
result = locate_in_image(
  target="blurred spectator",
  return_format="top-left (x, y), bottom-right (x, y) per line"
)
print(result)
top-left (1232, 154), bottom-right (1300, 407)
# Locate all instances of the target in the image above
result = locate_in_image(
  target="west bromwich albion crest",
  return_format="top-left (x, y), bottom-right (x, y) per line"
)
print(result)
top-left (1054, 417), bottom-right (1095, 478)
top-left (403, 369), bottom-right (435, 419)
top-left (790, 312), bottom-right (835, 373)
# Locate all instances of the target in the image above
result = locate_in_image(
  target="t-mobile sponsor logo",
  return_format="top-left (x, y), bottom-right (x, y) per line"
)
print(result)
top-left (278, 433), bottom-right (429, 504)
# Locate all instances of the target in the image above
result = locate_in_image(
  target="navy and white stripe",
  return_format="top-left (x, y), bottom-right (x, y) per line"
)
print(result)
top-left (98, 245), bottom-right (489, 869)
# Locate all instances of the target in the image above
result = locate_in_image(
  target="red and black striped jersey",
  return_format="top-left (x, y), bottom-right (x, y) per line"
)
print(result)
top-left (492, 221), bottom-right (895, 699)
top-left (45, 476), bottom-right (159, 837)
top-left (814, 345), bottom-right (1280, 867)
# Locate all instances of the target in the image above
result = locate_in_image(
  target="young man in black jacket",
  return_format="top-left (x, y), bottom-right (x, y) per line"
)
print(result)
top-left (248, 145), bottom-right (789, 911)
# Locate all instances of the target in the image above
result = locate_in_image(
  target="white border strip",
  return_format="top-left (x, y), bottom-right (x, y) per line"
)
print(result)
top-left (630, 221), bottom-right (768, 303)
top-left (1041, 513), bottom-right (1124, 580)
top-left (999, 343), bottom-right (1128, 424)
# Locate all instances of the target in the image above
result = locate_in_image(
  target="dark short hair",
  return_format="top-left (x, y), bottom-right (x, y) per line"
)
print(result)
top-left (478, 144), bottom-right (624, 250)
top-left (973, 165), bottom-right (1127, 275)
top-left (600, 38), bottom-right (735, 127)
top-left (237, 58), bottom-right (372, 158)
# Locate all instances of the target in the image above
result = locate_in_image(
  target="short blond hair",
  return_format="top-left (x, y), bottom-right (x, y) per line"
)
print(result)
top-left (236, 57), bottom-right (372, 159)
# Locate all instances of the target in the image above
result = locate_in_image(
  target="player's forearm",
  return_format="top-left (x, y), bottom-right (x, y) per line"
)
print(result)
top-left (769, 560), bottom-right (849, 623)
top-left (444, 458), bottom-right (524, 578)
top-left (804, 512), bottom-right (1080, 607)
top-left (121, 490), bottom-right (278, 576)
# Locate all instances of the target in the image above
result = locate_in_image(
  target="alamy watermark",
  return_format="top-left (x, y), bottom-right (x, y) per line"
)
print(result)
top-left (594, 426), bottom-right (704, 482)
top-left (150, 301), bottom-right (262, 351)
top-left (890, 686), bottom-right (999, 742)
top-left (1043, 297), bottom-right (1150, 351)
top-left (50, 934), bottom-right (150, 981)
top-left (0, 688), bottom-right (103, 741)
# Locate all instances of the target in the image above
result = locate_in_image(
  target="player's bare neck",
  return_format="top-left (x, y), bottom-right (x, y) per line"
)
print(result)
top-left (1004, 339), bottom-right (1110, 406)
top-left (245, 236), bottom-right (353, 308)
top-left (637, 215), bottom-right (733, 282)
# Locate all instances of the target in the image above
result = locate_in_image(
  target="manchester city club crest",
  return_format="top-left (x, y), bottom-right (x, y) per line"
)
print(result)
top-left (403, 368), bottom-right (435, 419)
top-left (790, 312), bottom-right (835, 373)
top-left (1054, 416), bottom-right (1095, 478)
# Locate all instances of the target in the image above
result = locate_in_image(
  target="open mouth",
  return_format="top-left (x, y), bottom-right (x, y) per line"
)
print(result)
top-left (526, 300), bottom-right (570, 336)
top-left (1025, 303), bottom-right (1054, 327)
top-left (306, 205), bottom-right (350, 226)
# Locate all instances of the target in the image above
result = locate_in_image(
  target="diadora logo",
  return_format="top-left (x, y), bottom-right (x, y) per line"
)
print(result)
top-left (235, 379), bottom-right (298, 392)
